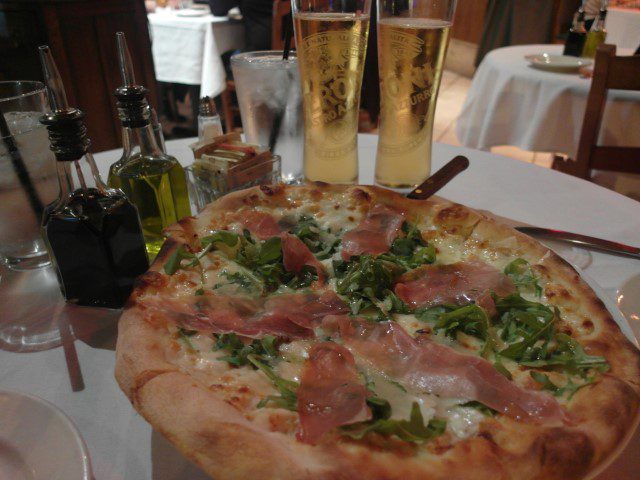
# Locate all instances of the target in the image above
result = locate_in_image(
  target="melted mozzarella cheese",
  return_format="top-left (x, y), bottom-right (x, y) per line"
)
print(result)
top-left (446, 406), bottom-right (486, 439)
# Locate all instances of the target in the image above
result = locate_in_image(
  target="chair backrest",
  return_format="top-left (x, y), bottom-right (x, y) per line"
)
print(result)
top-left (574, 44), bottom-right (640, 178)
top-left (272, 0), bottom-right (293, 50)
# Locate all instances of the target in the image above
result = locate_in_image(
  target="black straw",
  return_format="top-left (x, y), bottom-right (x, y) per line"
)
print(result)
top-left (269, 18), bottom-right (294, 152)
top-left (282, 17), bottom-right (293, 60)
top-left (0, 107), bottom-right (44, 217)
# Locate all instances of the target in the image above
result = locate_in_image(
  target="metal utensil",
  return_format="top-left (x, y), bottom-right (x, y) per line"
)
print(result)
top-left (407, 156), bottom-right (469, 200)
top-left (516, 226), bottom-right (640, 260)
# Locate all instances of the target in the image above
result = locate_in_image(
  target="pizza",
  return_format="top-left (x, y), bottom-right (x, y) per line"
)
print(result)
top-left (115, 183), bottom-right (640, 480)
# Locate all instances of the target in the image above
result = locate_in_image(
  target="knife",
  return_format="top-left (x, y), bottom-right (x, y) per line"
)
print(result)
top-left (515, 226), bottom-right (640, 260)
top-left (407, 156), bottom-right (470, 200)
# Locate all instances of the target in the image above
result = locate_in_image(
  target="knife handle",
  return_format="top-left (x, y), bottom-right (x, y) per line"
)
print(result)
top-left (407, 156), bottom-right (470, 200)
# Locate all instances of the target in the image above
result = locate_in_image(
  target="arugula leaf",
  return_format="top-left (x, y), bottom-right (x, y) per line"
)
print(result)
top-left (335, 255), bottom-right (405, 318)
top-left (233, 235), bottom-right (316, 292)
top-left (214, 334), bottom-right (278, 367)
top-left (495, 294), bottom-right (557, 361)
top-left (200, 231), bottom-right (240, 249)
top-left (341, 402), bottom-right (446, 443)
top-left (177, 328), bottom-right (198, 351)
top-left (504, 259), bottom-right (542, 297)
top-left (494, 294), bottom-right (609, 378)
top-left (415, 305), bottom-right (456, 323)
top-left (493, 356), bottom-right (513, 380)
top-left (290, 215), bottom-right (339, 260)
top-left (378, 221), bottom-right (436, 270)
top-left (417, 304), bottom-right (498, 359)
top-left (257, 236), bottom-right (283, 265)
top-left (164, 231), bottom-right (241, 276)
top-left (381, 291), bottom-right (411, 315)
top-left (519, 333), bottom-right (609, 375)
top-left (214, 271), bottom-right (262, 293)
top-left (164, 246), bottom-right (197, 275)
top-left (248, 355), bottom-right (298, 411)
top-left (460, 401), bottom-right (496, 416)
top-left (366, 396), bottom-right (392, 420)
top-left (530, 371), bottom-right (596, 399)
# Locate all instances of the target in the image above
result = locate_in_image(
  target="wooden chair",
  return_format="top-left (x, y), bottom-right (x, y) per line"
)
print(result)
top-left (552, 44), bottom-right (640, 179)
top-left (272, 0), bottom-right (292, 50)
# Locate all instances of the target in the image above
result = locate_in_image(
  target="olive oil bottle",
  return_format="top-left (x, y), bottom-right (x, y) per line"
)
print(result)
top-left (108, 32), bottom-right (191, 257)
top-left (582, 2), bottom-right (608, 58)
top-left (38, 46), bottom-right (149, 308)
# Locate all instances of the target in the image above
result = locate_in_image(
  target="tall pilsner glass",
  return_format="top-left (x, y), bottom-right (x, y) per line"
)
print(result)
top-left (375, 0), bottom-right (457, 190)
top-left (291, 0), bottom-right (372, 184)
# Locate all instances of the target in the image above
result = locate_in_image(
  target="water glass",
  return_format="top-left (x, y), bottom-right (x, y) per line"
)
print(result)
top-left (231, 51), bottom-right (303, 184)
top-left (0, 81), bottom-right (57, 270)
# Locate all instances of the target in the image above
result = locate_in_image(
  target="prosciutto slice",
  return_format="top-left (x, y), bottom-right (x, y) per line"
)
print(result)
top-left (280, 233), bottom-right (327, 283)
top-left (394, 260), bottom-right (516, 309)
top-left (241, 211), bottom-right (284, 240)
top-left (297, 342), bottom-right (371, 444)
top-left (329, 316), bottom-right (566, 424)
top-left (141, 291), bottom-right (347, 339)
top-left (341, 204), bottom-right (405, 260)
top-left (262, 291), bottom-right (349, 330)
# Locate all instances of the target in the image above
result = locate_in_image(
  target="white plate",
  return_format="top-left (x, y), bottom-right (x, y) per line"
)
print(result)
top-left (0, 391), bottom-right (92, 480)
top-left (577, 269), bottom-right (638, 346)
top-left (175, 8), bottom-right (209, 17)
top-left (617, 274), bottom-right (640, 340)
top-left (525, 53), bottom-right (593, 72)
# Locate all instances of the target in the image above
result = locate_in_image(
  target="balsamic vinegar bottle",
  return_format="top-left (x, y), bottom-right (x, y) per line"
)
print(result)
top-left (38, 46), bottom-right (149, 309)
top-left (108, 32), bottom-right (191, 258)
top-left (563, 3), bottom-right (588, 57)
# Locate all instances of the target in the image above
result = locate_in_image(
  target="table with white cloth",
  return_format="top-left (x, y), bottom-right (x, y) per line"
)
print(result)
top-left (456, 44), bottom-right (640, 157)
top-left (1, 134), bottom-right (639, 479)
top-left (607, 7), bottom-right (640, 51)
top-left (148, 11), bottom-right (244, 98)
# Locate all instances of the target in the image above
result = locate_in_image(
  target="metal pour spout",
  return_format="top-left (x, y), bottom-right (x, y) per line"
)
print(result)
top-left (116, 32), bottom-right (136, 87)
top-left (38, 45), bottom-right (70, 112)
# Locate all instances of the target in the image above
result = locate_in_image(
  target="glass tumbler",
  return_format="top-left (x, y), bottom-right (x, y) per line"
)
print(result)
top-left (0, 81), bottom-right (57, 270)
top-left (231, 51), bottom-right (303, 184)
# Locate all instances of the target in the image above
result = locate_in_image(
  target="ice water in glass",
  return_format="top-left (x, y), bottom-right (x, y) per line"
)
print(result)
top-left (0, 82), bottom-right (57, 270)
top-left (231, 51), bottom-right (303, 184)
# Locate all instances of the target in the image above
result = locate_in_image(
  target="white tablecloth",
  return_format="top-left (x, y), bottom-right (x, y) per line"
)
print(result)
top-left (456, 44), bottom-right (640, 157)
top-left (607, 7), bottom-right (640, 51)
top-left (1, 135), bottom-right (639, 479)
top-left (148, 11), bottom-right (244, 97)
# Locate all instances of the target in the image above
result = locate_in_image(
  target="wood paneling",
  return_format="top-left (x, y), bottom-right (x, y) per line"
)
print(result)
top-left (0, 0), bottom-right (157, 152)
top-left (451, 0), bottom-right (489, 44)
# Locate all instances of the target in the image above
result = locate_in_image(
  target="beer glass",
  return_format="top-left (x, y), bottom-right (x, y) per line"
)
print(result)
top-left (291, 0), bottom-right (372, 184)
top-left (375, 0), bottom-right (457, 190)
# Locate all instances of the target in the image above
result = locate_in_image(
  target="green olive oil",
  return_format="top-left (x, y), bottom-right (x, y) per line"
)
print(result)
top-left (108, 155), bottom-right (190, 256)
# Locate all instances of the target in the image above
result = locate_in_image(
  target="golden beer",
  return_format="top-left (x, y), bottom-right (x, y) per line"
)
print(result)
top-left (375, 18), bottom-right (451, 189)
top-left (294, 13), bottom-right (370, 183)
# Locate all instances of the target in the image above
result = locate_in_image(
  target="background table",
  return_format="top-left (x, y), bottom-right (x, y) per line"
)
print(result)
top-left (456, 44), bottom-right (640, 157)
top-left (1, 134), bottom-right (639, 479)
top-left (607, 7), bottom-right (640, 51)
top-left (148, 10), bottom-right (244, 98)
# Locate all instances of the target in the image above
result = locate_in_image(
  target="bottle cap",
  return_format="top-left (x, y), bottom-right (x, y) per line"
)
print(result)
top-left (38, 45), bottom-right (90, 161)
top-left (199, 96), bottom-right (218, 117)
top-left (114, 32), bottom-right (151, 128)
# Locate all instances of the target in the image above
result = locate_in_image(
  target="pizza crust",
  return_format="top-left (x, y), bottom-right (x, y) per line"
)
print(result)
top-left (115, 183), bottom-right (640, 480)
